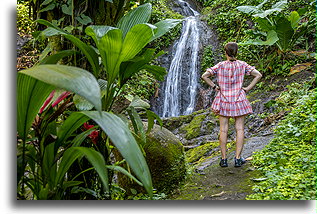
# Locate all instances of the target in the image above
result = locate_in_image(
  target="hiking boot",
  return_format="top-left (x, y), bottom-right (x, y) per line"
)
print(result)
top-left (219, 158), bottom-right (228, 167)
top-left (234, 157), bottom-right (246, 167)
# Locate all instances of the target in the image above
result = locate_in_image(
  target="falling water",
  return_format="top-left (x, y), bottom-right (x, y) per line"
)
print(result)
top-left (161, 0), bottom-right (200, 118)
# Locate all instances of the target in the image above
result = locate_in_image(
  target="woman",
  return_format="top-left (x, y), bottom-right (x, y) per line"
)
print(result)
top-left (201, 42), bottom-right (262, 167)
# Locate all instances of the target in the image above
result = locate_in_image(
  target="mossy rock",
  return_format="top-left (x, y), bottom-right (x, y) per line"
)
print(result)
top-left (144, 124), bottom-right (186, 193)
top-left (180, 114), bottom-right (207, 140)
top-left (186, 141), bottom-right (218, 163)
top-left (117, 123), bottom-right (186, 195)
top-left (163, 114), bottom-right (194, 131)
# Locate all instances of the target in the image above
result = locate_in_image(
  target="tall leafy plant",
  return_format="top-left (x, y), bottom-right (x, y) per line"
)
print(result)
top-left (237, 0), bottom-right (308, 52)
top-left (17, 65), bottom-right (152, 199)
top-left (18, 3), bottom-right (181, 199)
top-left (38, 3), bottom-right (181, 111)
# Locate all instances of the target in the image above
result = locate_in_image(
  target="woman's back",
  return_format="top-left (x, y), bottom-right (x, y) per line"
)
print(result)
top-left (206, 60), bottom-right (255, 117)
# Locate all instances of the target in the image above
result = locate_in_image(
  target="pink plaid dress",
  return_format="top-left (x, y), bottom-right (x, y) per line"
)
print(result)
top-left (206, 60), bottom-right (256, 117)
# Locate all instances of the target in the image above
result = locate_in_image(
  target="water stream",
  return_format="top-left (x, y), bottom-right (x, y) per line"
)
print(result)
top-left (161, 0), bottom-right (200, 118)
top-left (151, 0), bottom-right (222, 118)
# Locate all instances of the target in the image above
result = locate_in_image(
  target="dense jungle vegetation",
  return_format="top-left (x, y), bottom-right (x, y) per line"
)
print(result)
top-left (17, 0), bottom-right (315, 200)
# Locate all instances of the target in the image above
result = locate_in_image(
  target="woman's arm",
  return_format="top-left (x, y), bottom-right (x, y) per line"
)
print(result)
top-left (243, 69), bottom-right (262, 92)
top-left (201, 71), bottom-right (219, 90)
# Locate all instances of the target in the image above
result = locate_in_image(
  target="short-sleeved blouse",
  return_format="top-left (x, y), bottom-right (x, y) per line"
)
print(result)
top-left (206, 60), bottom-right (256, 117)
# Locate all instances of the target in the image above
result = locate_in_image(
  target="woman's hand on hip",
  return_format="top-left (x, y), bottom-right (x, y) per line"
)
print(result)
top-left (242, 87), bottom-right (249, 93)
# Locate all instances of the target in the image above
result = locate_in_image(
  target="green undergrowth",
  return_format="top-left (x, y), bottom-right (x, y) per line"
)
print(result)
top-left (247, 80), bottom-right (316, 200)
top-left (149, 0), bottom-right (183, 51)
top-left (17, 3), bottom-right (35, 36)
top-left (199, 0), bottom-right (315, 78)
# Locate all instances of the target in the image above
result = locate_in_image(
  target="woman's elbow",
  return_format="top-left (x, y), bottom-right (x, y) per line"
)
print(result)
top-left (201, 72), bottom-right (210, 80)
top-left (257, 72), bottom-right (263, 79)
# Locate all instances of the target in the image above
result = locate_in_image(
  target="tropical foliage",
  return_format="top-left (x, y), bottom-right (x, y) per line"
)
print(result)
top-left (247, 80), bottom-right (316, 200)
top-left (17, 3), bottom-right (180, 200)
top-left (200, 0), bottom-right (315, 76)
top-left (17, 0), bottom-right (316, 201)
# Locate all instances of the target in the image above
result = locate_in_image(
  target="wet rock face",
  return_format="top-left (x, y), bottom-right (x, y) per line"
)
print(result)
top-left (17, 33), bottom-right (31, 55)
top-left (151, 0), bottom-right (222, 117)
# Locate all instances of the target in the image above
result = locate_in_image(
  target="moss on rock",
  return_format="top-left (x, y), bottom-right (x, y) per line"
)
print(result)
top-left (163, 114), bottom-right (194, 131)
top-left (144, 124), bottom-right (187, 193)
top-left (180, 114), bottom-right (207, 140)
top-left (116, 123), bottom-right (186, 195)
top-left (186, 141), bottom-right (218, 163)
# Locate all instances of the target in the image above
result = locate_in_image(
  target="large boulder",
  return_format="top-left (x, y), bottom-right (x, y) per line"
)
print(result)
top-left (116, 123), bottom-right (186, 195)
top-left (144, 123), bottom-right (186, 193)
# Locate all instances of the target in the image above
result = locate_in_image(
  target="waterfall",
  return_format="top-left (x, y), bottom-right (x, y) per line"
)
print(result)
top-left (161, 0), bottom-right (200, 118)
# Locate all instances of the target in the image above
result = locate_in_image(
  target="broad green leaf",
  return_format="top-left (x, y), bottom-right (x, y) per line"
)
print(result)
top-left (120, 24), bottom-right (157, 62)
top-left (117, 3), bottom-right (152, 38)
top-left (129, 96), bottom-right (150, 109)
top-left (41, 0), bottom-right (54, 6)
top-left (19, 64), bottom-right (102, 112)
top-left (63, 181), bottom-right (84, 189)
top-left (56, 113), bottom-right (90, 147)
top-left (127, 106), bottom-right (146, 145)
top-left (275, 17), bottom-right (294, 51)
top-left (106, 165), bottom-right (143, 186)
top-left (236, 6), bottom-right (258, 14)
top-left (289, 11), bottom-right (300, 29)
top-left (98, 28), bottom-right (123, 84)
top-left (146, 110), bottom-right (163, 134)
top-left (256, 0), bottom-right (268, 9)
top-left (39, 50), bottom-right (78, 65)
top-left (38, 23), bottom-right (100, 76)
top-left (56, 147), bottom-right (109, 192)
top-left (64, 33), bottom-right (100, 76)
top-left (39, 43), bottom-right (52, 62)
top-left (80, 111), bottom-right (152, 197)
top-left (119, 49), bottom-right (157, 85)
top-left (143, 64), bottom-right (167, 81)
top-left (271, 0), bottom-right (288, 10)
top-left (261, 30), bottom-right (279, 45)
top-left (150, 19), bottom-right (182, 42)
top-left (71, 128), bottom-right (95, 147)
top-left (36, 19), bottom-right (59, 28)
top-left (62, 4), bottom-right (72, 16)
top-left (75, 14), bottom-right (92, 25)
top-left (73, 94), bottom-right (95, 111)
top-left (98, 79), bottom-right (108, 97)
top-left (42, 143), bottom-right (57, 186)
top-left (239, 30), bottom-right (278, 46)
top-left (85, 25), bottom-right (115, 43)
top-left (39, 3), bottom-right (55, 13)
top-left (42, 27), bottom-right (66, 37)
top-left (17, 73), bottom-right (54, 140)
top-left (253, 8), bottom-right (284, 18)
top-left (255, 17), bottom-right (274, 31)
top-left (71, 186), bottom-right (97, 198)
top-left (297, 7), bottom-right (307, 16)
top-left (72, 79), bottom-right (105, 111)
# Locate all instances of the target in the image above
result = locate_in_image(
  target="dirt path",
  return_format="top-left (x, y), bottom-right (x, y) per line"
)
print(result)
top-left (169, 135), bottom-right (274, 200)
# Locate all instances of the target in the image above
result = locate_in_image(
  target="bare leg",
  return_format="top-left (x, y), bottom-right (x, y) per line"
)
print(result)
top-left (235, 115), bottom-right (245, 159)
top-left (219, 115), bottom-right (229, 159)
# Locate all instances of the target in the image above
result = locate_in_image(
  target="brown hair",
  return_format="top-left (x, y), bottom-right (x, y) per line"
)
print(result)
top-left (224, 42), bottom-right (238, 61)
